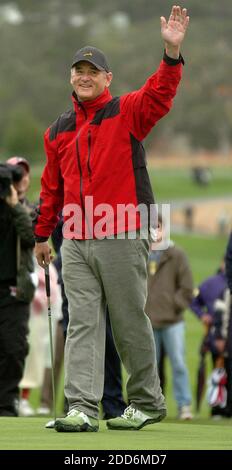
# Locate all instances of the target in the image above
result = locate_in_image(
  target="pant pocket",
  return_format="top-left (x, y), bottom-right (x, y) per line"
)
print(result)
top-left (129, 238), bottom-right (149, 258)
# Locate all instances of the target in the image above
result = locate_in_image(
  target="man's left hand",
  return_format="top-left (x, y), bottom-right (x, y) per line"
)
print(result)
top-left (161, 5), bottom-right (190, 58)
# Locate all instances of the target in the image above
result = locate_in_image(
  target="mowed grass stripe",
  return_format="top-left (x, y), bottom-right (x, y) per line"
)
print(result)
top-left (0, 418), bottom-right (232, 450)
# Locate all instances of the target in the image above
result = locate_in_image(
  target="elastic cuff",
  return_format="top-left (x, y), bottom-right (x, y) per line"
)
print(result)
top-left (163, 50), bottom-right (185, 65)
top-left (34, 235), bottom-right (49, 243)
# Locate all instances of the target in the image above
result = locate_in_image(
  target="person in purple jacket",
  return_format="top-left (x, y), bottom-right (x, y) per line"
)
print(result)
top-left (226, 232), bottom-right (232, 295)
top-left (190, 259), bottom-right (228, 416)
top-left (222, 232), bottom-right (232, 417)
top-left (209, 234), bottom-right (232, 418)
top-left (191, 260), bottom-right (227, 358)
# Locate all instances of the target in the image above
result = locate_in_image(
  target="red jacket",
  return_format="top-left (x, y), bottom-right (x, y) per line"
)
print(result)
top-left (34, 55), bottom-right (183, 240)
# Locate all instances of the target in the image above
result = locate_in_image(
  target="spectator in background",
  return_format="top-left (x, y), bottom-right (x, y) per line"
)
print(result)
top-left (146, 215), bottom-right (194, 420)
top-left (191, 167), bottom-right (212, 187)
top-left (190, 259), bottom-right (229, 417)
top-left (226, 232), bottom-right (232, 294)
top-left (183, 205), bottom-right (194, 232)
top-left (18, 262), bottom-right (62, 417)
top-left (6, 157), bottom-right (38, 416)
top-left (222, 232), bottom-right (232, 417)
top-left (7, 156), bottom-right (31, 209)
top-left (210, 290), bottom-right (232, 417)
top-left (190, 258), bottom-right (227, 365)
top-left (0, 164), bottom-right (34, 416)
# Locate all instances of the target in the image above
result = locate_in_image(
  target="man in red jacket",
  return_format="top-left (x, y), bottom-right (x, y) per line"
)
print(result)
top-left (34, 5), bottom-right (189, 432)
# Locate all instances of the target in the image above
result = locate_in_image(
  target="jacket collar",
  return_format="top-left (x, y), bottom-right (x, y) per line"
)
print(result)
top-left (72, 87), bottom-right (112, 114)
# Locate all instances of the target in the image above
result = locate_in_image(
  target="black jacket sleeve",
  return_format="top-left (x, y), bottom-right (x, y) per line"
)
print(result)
top-left (10, 203), bottom-right (35, 249)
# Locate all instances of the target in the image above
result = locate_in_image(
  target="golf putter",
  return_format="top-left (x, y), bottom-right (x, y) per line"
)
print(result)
top-left (44, 264), bottom-right (56, 429)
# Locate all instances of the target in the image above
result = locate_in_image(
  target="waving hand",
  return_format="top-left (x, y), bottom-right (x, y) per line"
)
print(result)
top-left (161, 5), bottom-right (189, 59)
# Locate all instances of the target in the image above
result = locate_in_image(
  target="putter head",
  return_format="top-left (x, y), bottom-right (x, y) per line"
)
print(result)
top-left (45, 419), bottom-right (55, 429)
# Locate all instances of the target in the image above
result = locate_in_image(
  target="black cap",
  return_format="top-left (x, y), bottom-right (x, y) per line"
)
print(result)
top-left (71, 46), bottom-right (110, 72)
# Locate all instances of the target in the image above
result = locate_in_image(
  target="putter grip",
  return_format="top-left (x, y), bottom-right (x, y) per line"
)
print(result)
top-left (45, 265), bottom-right (50, 297)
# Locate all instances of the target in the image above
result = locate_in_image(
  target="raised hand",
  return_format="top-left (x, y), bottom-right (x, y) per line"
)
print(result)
top-left (161, 5), bottom-right (189, 58)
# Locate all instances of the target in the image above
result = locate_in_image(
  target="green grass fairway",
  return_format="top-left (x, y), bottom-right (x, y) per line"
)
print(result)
top-left (0, 418), bottom-right (232, 450)
top-left (148, 167), bottom-right (232, 201)
top-left (28, 165), bottom-right (232, 203)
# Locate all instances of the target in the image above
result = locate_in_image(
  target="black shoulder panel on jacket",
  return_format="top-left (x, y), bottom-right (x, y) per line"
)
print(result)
top-left (130, 134), bottom-right (147, 169)
top-left (130, 133), bottom-right (154, 210)
top-left (91, 97), bottom-right (120, 125)
top-left (49, 110), bottom-right (76, 141)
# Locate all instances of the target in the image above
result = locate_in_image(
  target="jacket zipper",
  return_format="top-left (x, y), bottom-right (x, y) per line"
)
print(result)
top-left (87, 129), bottom-right (92, 181)
top-left (75, 102), bottom-right (87, 215)
top-left (75, 103), bottom-right (93, 236)
top-left (75, 136), bottom-right (85, 216)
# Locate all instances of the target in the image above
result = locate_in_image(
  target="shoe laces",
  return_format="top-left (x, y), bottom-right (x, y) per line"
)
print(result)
top-left (67, 409), bottom-right (79, 417)
top-left (121, 405), bottom-right (136, 420)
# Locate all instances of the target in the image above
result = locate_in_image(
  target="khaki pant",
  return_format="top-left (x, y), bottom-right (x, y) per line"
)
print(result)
top-left (62, 236), bottom-right (165, 418)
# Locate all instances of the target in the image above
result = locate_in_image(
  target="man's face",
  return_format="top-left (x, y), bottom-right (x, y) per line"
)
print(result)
top-left (70, 61), bottom-right (112, 101)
